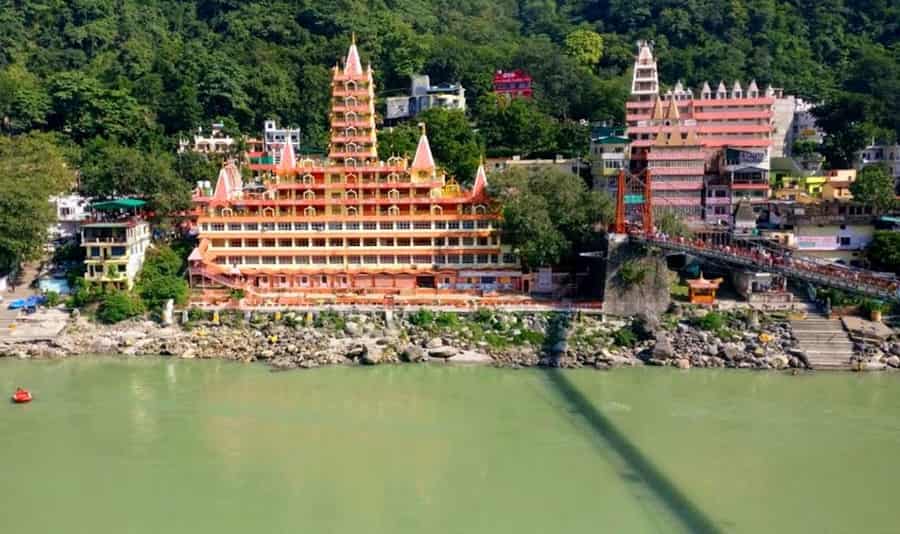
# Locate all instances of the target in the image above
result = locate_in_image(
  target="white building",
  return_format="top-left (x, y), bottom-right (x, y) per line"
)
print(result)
top-left (263, 120), bottom-right (301, 163)
top-left (178, 123), bottom-right (238, 154)
top-left (385, 75), bottom-right (466, 122)
top-left (857, 143), bottom-right (900, 192)
top-left (772, 96), bottom-right (823, 158)
top-left (49, 194), bottom-right (90, 240)
top-left (81, 200), bottom-right (152, 290)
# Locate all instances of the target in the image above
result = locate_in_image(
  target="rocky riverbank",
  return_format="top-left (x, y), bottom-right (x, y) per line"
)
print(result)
top-left (1, 307), bottom-right (897, 372)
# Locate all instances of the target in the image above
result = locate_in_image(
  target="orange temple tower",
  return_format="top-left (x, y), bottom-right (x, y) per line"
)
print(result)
top-left (189, 38), bottom-right (522, 305)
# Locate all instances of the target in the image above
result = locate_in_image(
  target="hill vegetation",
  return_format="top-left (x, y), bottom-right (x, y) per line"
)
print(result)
top-left (0, 1), bottom-right (897, 266)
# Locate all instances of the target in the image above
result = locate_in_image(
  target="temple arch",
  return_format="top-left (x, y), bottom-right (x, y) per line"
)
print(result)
top-left (304, 206), bottom-right (316, 216)
top-left (303, 189), bottom-right (316, 201)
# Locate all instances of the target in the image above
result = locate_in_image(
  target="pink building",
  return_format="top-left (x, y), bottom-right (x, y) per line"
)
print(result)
top-left (493, 70), bottom-right (533, 99)
top-left (626, 41), bottom-right (775, 223)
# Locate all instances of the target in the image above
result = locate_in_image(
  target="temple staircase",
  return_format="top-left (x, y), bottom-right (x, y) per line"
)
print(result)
top-left (790, 314), bottom-right (854, 370)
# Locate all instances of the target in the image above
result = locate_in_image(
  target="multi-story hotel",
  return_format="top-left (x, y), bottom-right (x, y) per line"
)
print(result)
top-left (626, 41), bottom-right (775, 222)
top-left (81, 199), bottom-right (151, 290)
top-left (189, 38), bottom-right (523, 303)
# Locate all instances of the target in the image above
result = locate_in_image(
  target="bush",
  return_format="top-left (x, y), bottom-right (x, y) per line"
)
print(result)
top-left (96, 291), bottom-right (145, 324)
top-left (860, 299), bottom-right (887, 315)
top-left (67, 277), bottom-right (102, 308)
top-left (472, 308), bottom-right (494, 324)
top-left (695, 311), bottom-right (725, 331)
top-left (44, 290), bottom-right (61, 307)
top-left (229, 288), bottom-right (245, 300)
top-left (408, 309), bottom-right (435, 327)
top-left (619, 260), bottom-right (648, 286)
top-left (612, 326), bottom-right (637, 347)
top-left (435, 312), bottom-right (459, 328)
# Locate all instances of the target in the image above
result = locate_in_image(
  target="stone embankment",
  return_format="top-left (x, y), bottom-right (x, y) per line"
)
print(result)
top-left (1, 308), bottom-right (897, 372)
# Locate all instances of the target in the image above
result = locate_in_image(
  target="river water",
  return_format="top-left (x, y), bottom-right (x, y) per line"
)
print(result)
top-left (2, 358), bottom-right (899, 533)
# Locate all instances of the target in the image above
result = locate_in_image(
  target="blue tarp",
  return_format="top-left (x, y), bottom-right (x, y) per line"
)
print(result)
top-left (8, 295), bottom-right (47, 310)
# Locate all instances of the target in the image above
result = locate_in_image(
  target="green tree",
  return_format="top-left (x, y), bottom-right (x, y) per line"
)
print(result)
top-left (416, 108), bottom-right (483, 183)
top-left (489, 165), bottom-right (613, 269)
top-left (136, 245), bottom-right (189, 310)
top-left (867, 231), bottom-right (900, 274)
top-left (850, 164), bottom-right (896, 212)
top-left (79, 139), bottom-right (191, 216)
top-left (656, 211), bottom-right (692, 238)
top-left (0, 132), bottom-right (74, 271)
top-left (564, 29), bottom-right (603, 68)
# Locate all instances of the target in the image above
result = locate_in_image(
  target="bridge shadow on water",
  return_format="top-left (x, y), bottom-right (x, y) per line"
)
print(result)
top-left (540, 314), bottom-right (723, 534)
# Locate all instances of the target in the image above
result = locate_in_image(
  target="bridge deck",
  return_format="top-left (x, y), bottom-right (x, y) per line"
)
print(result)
top-left (632, 235), bottom-right (900, 302)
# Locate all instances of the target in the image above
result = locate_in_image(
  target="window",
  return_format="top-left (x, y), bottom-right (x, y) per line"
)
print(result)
top-left (111, 247), bottom-right (126, 257)
top-left (364, 238), bottom-right (377, 247)
top-left (434, 221), bottom-right (446, 230)
top-left (396, 221), bottom-right (410, 230)
top-left (414, 221), bottom-right (431, 230)
top-left (839, 236), bottom-right (852, 247)
top-left (503, 253), bottom-right (516, 264)
top-left (414, 255), bottom-right (431, 264)
top-left (348, 255), bottom-right (361, 264)
top-left (278, 256), bottom-right (293, 265)
top-left (328, 222), bottom-right (343, 231)
top-left (262, 239), bottom-right (275, 248)
top-left (379, 221), bottom-right (394, 230)
top-left (477, 254), bottom-right (489, 264)
top-left (211, 223), bottom-right (225, 231)
top-left (278, 239), bottom-right (292, 248)
top-left (329, 256), bottom-right (343, 264)
top-left (311, 222), bottom-right (325, 231)
top-left (294, 222), bottom-right (308, 231)
top-left (363, 222), bottom-right (377, 230)
top-left (476, 220), bottom-right (490, 229)
top-left (346, 222), bottom-right (360, 231)
top-left (245, 223), bottom-right (258, 231)
top-left (414, 238), bottom-right (430, 247)
top-left (462, 254), bottom-right (475, 264)
top-left (262, 223), bottom-right (275, 231)
top-left (447, 221), bottom-right (460, 230)
top-left (262, 256), bottom-right (276, 265)
top-left (228, 223), bottom-right (242, 231)
top-left (364, 256), bottom-right (378, 264)
top-left (380, 255), bottom-right (394, 264)
top-left (278, 223), bottom-right (291, 231)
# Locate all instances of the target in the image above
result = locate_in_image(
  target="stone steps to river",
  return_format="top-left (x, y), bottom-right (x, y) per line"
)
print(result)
top-left (790, 316), bottom-right (854, 370)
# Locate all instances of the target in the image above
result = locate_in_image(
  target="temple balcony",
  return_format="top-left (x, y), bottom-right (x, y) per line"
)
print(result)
top-left (331, 119), bottom-right (373, 128)
top-left (331, 87), bottom-right (371, 97)
top-left (332, 104), bottom-right (372, 114)
top-left (330, 135), bottom-right (375, 144)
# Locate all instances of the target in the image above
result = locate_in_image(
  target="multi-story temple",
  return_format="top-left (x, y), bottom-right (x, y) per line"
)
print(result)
top-left (189, 38), bottom-right (523, 304)
top-left (626, 41), bottom-right (775, 222)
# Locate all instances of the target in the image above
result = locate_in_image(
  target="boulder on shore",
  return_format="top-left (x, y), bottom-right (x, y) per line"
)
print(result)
top-left (428, 346), bottom-right (458, 359)
top-left (652, 332), bottom-right (674, 360)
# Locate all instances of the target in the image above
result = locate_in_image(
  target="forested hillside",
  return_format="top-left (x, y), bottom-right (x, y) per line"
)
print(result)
top-left (0, 0), bottom-right (898, 169)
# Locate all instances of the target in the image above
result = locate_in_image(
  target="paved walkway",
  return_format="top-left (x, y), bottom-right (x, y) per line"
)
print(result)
top-left (0, 261), bottom-right (69, 342)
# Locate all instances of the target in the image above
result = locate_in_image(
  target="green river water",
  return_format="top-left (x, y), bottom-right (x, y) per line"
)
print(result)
top-left (2, 358), bottom-right (899, 533)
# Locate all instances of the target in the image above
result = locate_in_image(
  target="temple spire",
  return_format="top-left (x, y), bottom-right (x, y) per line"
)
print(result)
top-left (410, 123), bottom-right (435, 173)
top-left (344, 35), bottom-right (363, 77)
top-left (472, 162), bottom-right (488, 198)
top-left (276, 138), bottom-right (296, 174)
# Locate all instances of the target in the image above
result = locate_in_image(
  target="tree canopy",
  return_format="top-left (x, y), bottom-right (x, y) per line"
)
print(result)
top-left (0, 0), bottom-right (895, 171)
top-left (851, 163), bottom-right (896, 212)
top-left (489, 166), bottom-right (613, 270)
top-left (0, 132), bottom-right (74, 270)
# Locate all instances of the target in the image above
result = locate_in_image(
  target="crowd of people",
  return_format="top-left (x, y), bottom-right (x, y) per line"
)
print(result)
top-left (639, 231), bottom-right (900, 297)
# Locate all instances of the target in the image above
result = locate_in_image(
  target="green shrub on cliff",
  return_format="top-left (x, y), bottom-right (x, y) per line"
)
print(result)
top-left (612, 326), bottom-right (637, 347)
top-left (695, 311), bottom-right (725, 331)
